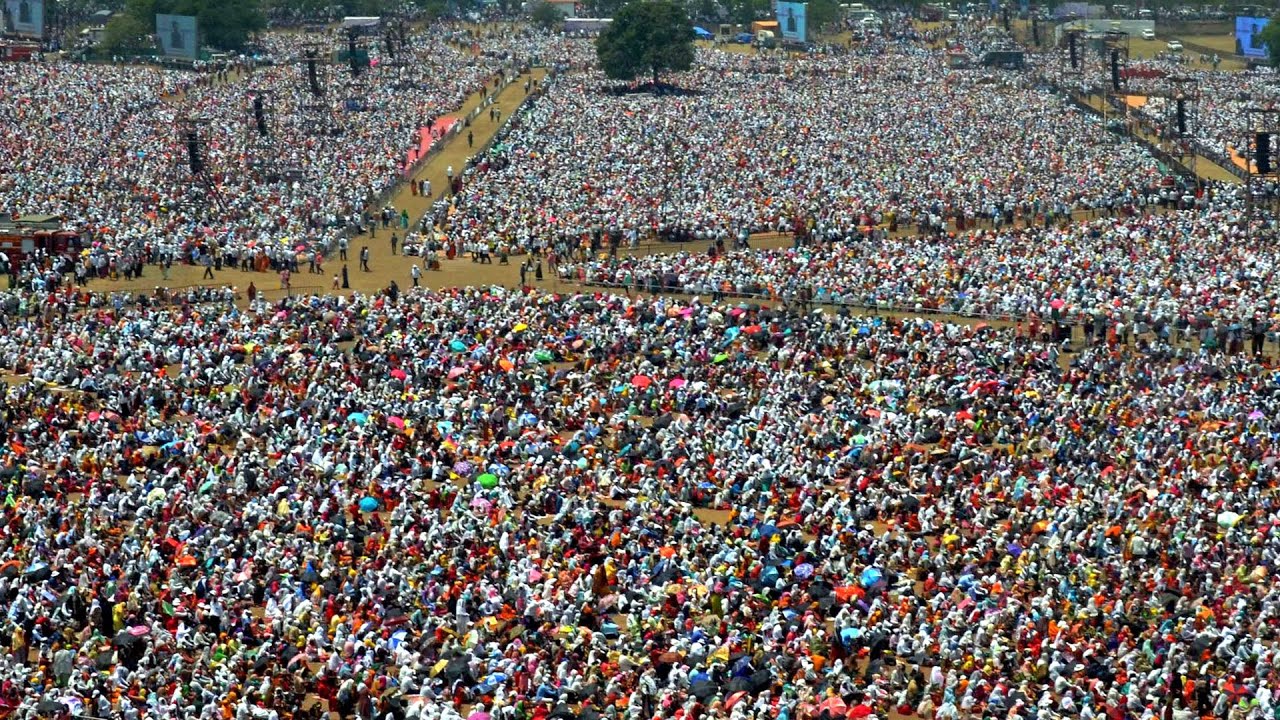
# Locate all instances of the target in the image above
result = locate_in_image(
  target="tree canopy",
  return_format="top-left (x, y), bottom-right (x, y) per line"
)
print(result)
top-left (596, 0), bottom-right (695, 85)
top-left (1258, 15), bottom-right (1280, 67)
top-left (102, 0), bottom-right (265, 52)
top-left (528, 1), bottom-right (563, 31)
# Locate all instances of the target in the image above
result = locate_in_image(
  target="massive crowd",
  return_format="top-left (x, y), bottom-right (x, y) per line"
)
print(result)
top-left (1, 27), bottom-right (538, 272)
top-left (438, 44), bottom-right (1166, 254)
top-left (3, 14), bottom-right (1280, 720)
top-left (0, 282), bottom-right (1275, 720)
top-left (560, 185), bottom-right (1280, 341)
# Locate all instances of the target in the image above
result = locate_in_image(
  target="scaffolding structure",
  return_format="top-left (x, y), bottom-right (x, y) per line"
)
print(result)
top-left (298, 42), bottom-right (336, 138)
top-left (1151, 75), bottom-right (1200, 178)
top-left (1097, 30), bottom-right (1130, 145)
top-left (178, 116), bottom-right (228, 215)
top-left (1244, 108), bottom-right (1280, 223)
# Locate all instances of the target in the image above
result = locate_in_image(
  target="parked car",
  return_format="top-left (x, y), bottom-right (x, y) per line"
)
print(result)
top-left (734, 32), bottom-right (754, 43)
top-left (1166, 39), bottom-right (1183, 52)
top-left (1140, 28), bottom-right (1155, 40)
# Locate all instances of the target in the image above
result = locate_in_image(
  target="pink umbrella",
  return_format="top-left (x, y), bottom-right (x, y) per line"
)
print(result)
top-left (448, 366), bottom-right (468, 379)
top-left (388, 416), bottom-right (406, 429)
top-left (1050, 298), bottom-right (1065, 310)
top-left (669, 378), bottom-right (686, 389)
top-left (390, 368), bottom-right (407, 380)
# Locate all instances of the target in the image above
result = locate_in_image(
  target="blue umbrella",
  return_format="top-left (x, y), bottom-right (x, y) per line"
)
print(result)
top-left (358, 496), bottom-right (380, 512)
top-left (794, 563), bottom-right (814, 579)
top-left (348, 412), bottom-right (368, 425)
top-left (859, 567), bottom-right (883, 588)
top-left (758, 523), bottom-right (778, 538)
top-left (389, 629), bottom-right (408, 650)
top-left (449, 339), bottom-right (468, 352)
top-left (693, 26), bottom-right (713, 38)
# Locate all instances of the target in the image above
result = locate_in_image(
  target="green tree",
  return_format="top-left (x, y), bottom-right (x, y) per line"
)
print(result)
top-left (101, 12), bottom-right (152, 51)
top-left (529, 0), bottom-right (563, 30)
top-left (690, 0), bottom-right (719, 23)
top-left (726, 0), bottom-right (768, 26)
top-left (596, 0), bottom-right (695, 84)
top-left (107, 0), bottom-right (265, 52)
top-left (1259, 15), bottom-right (1280, 67)
top-left (184, 0), bottom-right (265, 50)
top-left (806, 0), bottom-right (840, 33)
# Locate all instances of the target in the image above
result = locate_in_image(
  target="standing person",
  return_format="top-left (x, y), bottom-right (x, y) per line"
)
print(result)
top-left (339, 237), bottom-right (349, 261)
top-left (519, 261), bottom-right (527, 287)
top-left (411, 263), bottom-right (421, 287)
top-left (342, 264), bottom-right (350, 289)
top-left (390, 233), bottom-right (399, 255)
top-left (468, 130), bottom-right (474, 148)
top-left (246, 281), bottom-right (257, 304)
top-left (202, 253), bottom-right (214, 280)
top-left (280, 268), bottom-right (291, 291)
top-left (360, 246), bottom-right (370, 272)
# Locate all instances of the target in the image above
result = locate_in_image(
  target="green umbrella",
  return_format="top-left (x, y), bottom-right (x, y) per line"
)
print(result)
top-left (477, 473), bottom-right (498, 489)
top-left (534, 350), bottom-right (554, 363)
top-left (712, 353), bottom-right (729, 364)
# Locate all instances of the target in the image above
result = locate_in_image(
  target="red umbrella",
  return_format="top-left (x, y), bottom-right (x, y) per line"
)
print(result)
top-left (631, 374), bottom-right (653, 389)
top-left (816, 696), bottom-right (847, 717)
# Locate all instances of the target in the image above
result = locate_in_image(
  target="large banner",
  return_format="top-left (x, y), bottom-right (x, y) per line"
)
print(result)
top-left (156, 14), bottom-right (198, 60)
top-left (776, 1), bottom-right (807, 42)
top-left (1237, 16), bottom-right (1270, 59)
top-left (5, 0), bottom-right (45, 37)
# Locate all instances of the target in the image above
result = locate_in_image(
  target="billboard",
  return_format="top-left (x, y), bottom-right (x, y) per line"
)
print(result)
top-left (4, 0), bottom-right (45, 37)
top-left (1237, 16), bottom-right (1270, 59)
top-left (156, 14), bottom-right (197, 60)
top-left (776, 1), bottom-right (807, 42)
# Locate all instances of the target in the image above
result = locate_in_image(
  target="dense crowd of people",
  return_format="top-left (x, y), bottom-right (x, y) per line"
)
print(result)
top-left (4, 14), bottom-right (1280, 720)
top-left (439, 44), bottom-right (1166, 254)
top-left (1121, 61), bottom-right (1274, 175)
top-left (560, 185), bottom-right (1280, 339)
top-left (0, 281), bottom-right (1273, 720)
top-left (1, 27), bottom-right (539, 272)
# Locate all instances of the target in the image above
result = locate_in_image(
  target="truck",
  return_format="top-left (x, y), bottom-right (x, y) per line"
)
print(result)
top-left (0, 216), bottom-right (81, 264)
top-left (0, 42), bottom-right (39, 61)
